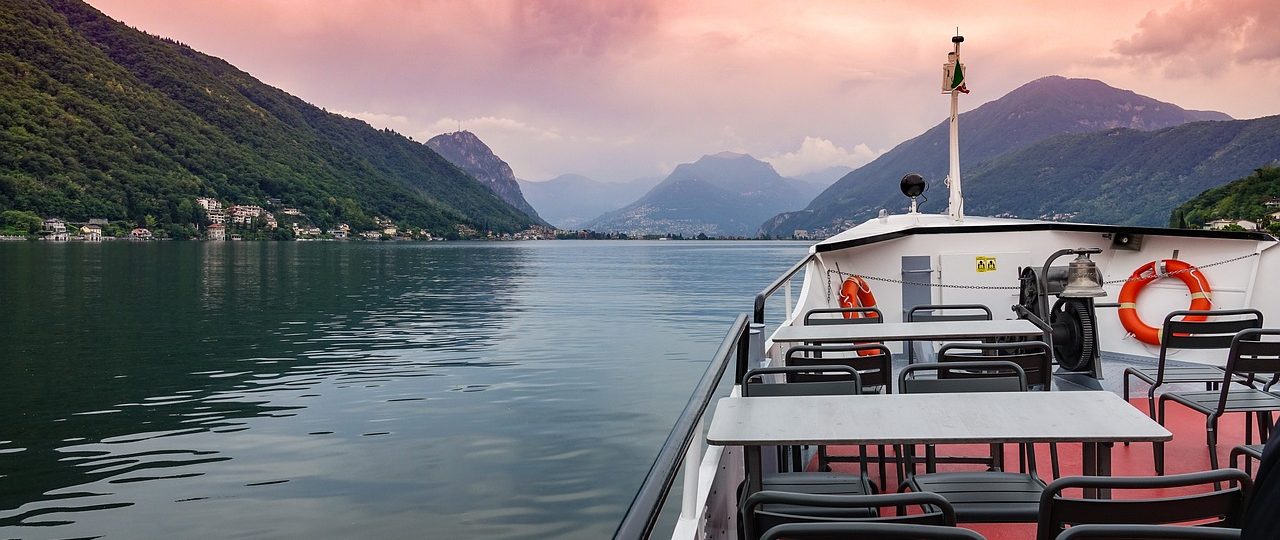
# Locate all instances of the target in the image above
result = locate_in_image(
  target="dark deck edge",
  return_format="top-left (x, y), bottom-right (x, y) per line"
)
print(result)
top-left (815, 222), bottom-right (1276, 253)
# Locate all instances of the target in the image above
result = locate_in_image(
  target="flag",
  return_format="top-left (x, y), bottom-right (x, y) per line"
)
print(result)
top-left (951, 62), bottom-right (969, 93)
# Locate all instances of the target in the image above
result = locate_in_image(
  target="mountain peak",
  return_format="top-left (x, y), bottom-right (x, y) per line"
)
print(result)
top-left (761, 74), bottom-right (1237, 237)
top-left (708, 151), bottom-right (752, 160)
top-left (425, 132), bottom-right (546, 224)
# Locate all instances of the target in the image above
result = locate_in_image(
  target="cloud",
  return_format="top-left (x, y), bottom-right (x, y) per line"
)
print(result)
top-left (1113, 0), bottom-right (1280, 76)
top-left (765, 137), bottom-right (881, 177)
top-left (419, 116), bottom-right (566, 143)
top-left (332, 110), bottom-right (410, 128)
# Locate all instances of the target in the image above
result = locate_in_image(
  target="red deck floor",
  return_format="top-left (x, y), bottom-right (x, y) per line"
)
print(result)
top-left (814, 397), bottom-right (1267, 538)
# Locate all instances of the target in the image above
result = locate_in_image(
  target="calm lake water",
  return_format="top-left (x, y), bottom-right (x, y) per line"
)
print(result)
top-left (0, 240), bottom-right (808, 539)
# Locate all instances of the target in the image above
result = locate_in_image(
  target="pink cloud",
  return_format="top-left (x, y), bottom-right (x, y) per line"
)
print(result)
top-left (84, 0), bottom-right (1280, 182)
top-left (1114, 0), bottom-right (1280, 76)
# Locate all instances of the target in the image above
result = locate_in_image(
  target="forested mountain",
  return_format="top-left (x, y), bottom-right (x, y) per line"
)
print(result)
top-left (518, 174), bottom-right (659, 229)
top-left (960, 116), bottom-right (1280, 225)
top-left (425, 131), bottom-right (545, 224)
top-left (760, 76), bottom-right (1232, 237)
top-left (0, 0), bottom-right (534, 233)
top-left (1169, 165), bottom-right (1280, 230)
top-left (585, 152), bottom-right (817, 237)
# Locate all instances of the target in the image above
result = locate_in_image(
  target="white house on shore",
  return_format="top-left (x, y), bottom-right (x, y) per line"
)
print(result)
top-left (1205, 218), bottom-right (1260, 231)
top-left (206, 223), bottom-right (226, 241)
top-left (42, 219), bottom-right (68, 241)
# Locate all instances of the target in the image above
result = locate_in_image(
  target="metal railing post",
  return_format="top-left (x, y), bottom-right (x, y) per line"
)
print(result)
top-left (784, 280), bottom-right (793, 320)
top-left (680, 417), bottom-right (703, 520)
top-left (749, 323), bottom-right (766, 369)
top-left (736, 321), bottom-right (751, 385)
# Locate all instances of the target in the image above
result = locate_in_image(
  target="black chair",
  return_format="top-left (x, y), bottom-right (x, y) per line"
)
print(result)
top-left (742, 490), bottom-right (956, 540)
top-left (787, 344), bottom-right (894, 479)
top-left (1035, 469), bottom-right (1252, 540)
top-left (761, 522), bottom-right (987, 540)
top-left (897, 361), bottom-right (1047, 524)
top-left (907, 304), bottom-right (993, 364)
top-left (1158, 329), bottom-right (1280, 472)
top-left (1123, 309), bottom-right (1263, 420)
top-left (1230, 444), bottom-right (1264, 475)
top-left (1056, 524), bottom-right (1241, 540)
top-left (742, 367), bottom-right (878, 512)
top-left (936, 341), bottom-right (1059, 477)
top-left (937, 341), bottom-right (1053, 391)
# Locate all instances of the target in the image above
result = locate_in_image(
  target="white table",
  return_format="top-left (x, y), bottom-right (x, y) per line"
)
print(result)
top-left (709, 391), bottom-right (1171, 498)
top-left (769, 319), bottom-right (1044, 344)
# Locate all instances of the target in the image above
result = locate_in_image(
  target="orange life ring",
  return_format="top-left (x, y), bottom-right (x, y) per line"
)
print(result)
top-left (838, 276), bottom-right (879, 319)
top-left (838, 276), bottom-right (881, 356)
top-left (1117, 259), bottom-right (1212, 345)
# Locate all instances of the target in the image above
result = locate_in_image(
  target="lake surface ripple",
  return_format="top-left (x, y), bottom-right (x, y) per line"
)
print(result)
top-left (0, 240), bottom-right (807, 539)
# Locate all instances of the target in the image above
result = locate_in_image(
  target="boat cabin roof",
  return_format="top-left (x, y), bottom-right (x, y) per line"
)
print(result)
top-left (813, 213), bottom-right (1276, 254)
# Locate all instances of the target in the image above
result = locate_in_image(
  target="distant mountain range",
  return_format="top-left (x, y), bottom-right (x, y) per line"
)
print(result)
top-left (962, 116), bottom-right (1280, 225)
top-left (0, 0), bottom-right (535, 233)
top-left (426, 131), bottom-right (546, 225)
top-left (518, 174), bottom-right (660, 229)
top-left (585, 152), bottom-right (823, 237)
top-left (761, 76), bottom-right (1233, 236)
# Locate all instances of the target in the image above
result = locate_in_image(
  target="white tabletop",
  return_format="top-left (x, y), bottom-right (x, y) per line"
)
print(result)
top-left (769, 319), bottom-right (1043, 343)
top-left (707, 391), bottom-right (1171, 446)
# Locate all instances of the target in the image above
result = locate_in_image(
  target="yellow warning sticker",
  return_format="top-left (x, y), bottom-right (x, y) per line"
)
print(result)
top-left (976, 256), bottom-right (997, 273)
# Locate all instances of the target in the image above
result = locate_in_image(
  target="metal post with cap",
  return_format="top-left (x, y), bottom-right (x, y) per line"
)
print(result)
top-left (943, 33), bottom-right (967, 222)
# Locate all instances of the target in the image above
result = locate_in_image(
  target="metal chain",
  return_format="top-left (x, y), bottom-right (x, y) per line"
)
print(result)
top-left (824, 251), bottom-right (1259, 301)
top-left (1100, 252), bottom-right (1259, 284)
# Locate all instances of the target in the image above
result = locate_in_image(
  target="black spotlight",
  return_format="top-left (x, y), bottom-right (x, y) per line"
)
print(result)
top-left (900, 173), bottom-right (926, 198)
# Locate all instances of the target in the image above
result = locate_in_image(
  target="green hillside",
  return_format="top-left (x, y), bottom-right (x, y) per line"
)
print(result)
top-left (1170, 166), bottom-right (1280, 231)
top-left (0, 0), bottom-right (533, 234)
top-left (962, 116), bottom-right (1280, 225)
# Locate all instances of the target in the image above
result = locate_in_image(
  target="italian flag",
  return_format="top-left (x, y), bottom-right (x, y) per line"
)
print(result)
top-left (951, 62), bottom-right (970, 94)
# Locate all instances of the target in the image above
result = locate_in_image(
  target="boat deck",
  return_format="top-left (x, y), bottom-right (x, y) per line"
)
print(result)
top-left (803, 353), bottom-right (1267, 538)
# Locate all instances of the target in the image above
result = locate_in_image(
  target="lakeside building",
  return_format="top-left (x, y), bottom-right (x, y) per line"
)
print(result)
top-left (206, 223), bottom-right (226, 241)
top-left (130, 228), bottom-right (153, 240)
top-left (42, 219), bottom-right (68, 241)
top-left (1205, 218), bottom-right (1260, 231)
top-left (80, 224), bottom-right (102, 241)
top-left (196, 198), bottom-right (226, 224)
top-left (228, 205), bottom-right (265, 225)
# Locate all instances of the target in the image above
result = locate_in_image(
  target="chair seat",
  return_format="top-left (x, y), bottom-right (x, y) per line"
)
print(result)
top-left (1234, 444), bottom-right (1265, 460)
top-left (1125, 365), bottom-right (1226, 385)
top-left (905, 472), bottom-right (1045, 522)
top-left (763, 472), bottom-right (877, 498)
top-left (1163, 388), bottom-right (1280, 413)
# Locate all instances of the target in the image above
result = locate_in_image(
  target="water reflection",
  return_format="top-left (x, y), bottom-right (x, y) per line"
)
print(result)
top-left (0, 240), bottom-right (807, 538)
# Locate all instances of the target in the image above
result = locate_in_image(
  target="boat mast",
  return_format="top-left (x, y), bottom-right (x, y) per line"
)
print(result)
top-left (945, 33), bottom-right (967, 222)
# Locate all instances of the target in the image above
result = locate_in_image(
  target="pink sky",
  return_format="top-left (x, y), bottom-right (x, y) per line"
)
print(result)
top-left (87, 0), bottom-right (1280, 182)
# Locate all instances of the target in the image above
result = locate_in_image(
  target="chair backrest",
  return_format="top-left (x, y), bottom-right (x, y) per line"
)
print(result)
top-left (742, 366), bottom-right (862, 397)
top-left (761, 522), bottom-right (987, 540)
top-left (908, 304), bottom-right (993, 323)
top-left (1035, 469), bottom-right (1252, 540)
top-left (1160, 309), bottom-right (1263, 352)
top-left (804, 307), bottom-right (883, 325)
top-left (898, 361), bottom-right (1028, 394)
top-left (1055, 524), bottom-right (1241, 540)
top-left (786, 344), bottom-right (892, 392)
top-left (742, 490), bottom-right (957, 540)
top-left (1223, 328), bottom-right (1280, 379)
top-left (938, 341), bottom-right (1053, 391)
